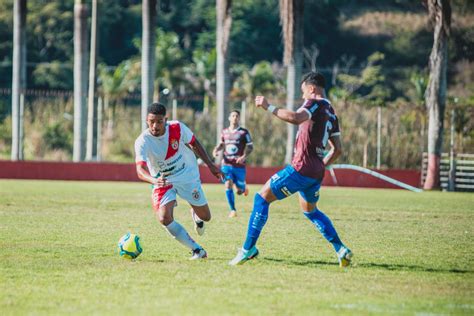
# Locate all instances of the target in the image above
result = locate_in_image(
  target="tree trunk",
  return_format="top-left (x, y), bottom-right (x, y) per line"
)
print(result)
top-left (11, 0), bottom-right (27, 161)
top-left (216, 0), bottom-right (232, 160)
top-left (280, 0), bottom-right (304, 164)
top-left (86, 0), bottom-right (98, 161)
top-left (73, 0), bottom-right (89, 162)
top-left (423, 0), bottom-right (451, 190)
top-left (141, 0), bottom-right (157, 128)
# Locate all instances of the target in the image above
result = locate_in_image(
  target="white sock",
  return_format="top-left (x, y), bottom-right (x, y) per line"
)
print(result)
top-left (191, 210), bottom-right (203, 223)
top-left (164, 221), bottom-right (201, 251)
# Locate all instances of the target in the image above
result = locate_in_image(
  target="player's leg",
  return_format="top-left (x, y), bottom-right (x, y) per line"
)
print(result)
top-left (177, 181), bottom-right (211, 241)
top-left (299, 186), bottom-right (352, 267)
top-left (234, 167), bottom-right (248, 197)
top-left (153, 194), bottom-right (205, 259)
top-left (230, 166), bottom-right (298, 265)
top-left (222, 165), bottom-right (237, 214)
top-left (189, 203), bottom-right (210, 236)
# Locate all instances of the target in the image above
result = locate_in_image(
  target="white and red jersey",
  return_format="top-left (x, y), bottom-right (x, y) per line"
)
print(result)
top-left (134, 121), bottom-right (200, 184)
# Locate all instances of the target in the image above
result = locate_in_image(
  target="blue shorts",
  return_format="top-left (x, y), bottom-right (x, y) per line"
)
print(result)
top-left (221, 165), bottom-right (247, 191)
top-left (269, 165), bottom-right (321, 203)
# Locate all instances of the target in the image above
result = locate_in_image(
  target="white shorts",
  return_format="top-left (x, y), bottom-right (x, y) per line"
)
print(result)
top-left (151, 180), bottom-right (208, 211)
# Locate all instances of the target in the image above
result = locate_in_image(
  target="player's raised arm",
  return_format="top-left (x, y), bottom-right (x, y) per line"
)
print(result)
top-left (255, 95), bottom-right (310, 125)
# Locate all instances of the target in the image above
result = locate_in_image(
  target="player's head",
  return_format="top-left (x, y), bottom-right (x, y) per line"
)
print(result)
top-left (300, 72), bottom-right (326, 99)
top-left (146, 103), bottom-right (167, 136)
top-left (228, 109), bottom-right (240, 126)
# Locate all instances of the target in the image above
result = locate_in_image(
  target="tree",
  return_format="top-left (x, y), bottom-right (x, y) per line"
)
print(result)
top-left (279, 0), bottom-right (304, 164)
top-left (141, 0), bottom-right (157, 128)
top-left (11, 0), bottom-right (27, 160)
top-left (423, 0), bottom-right (451, 190)
top-left (73, 0), bottom-right (88, 162)
top-left (215, 0), bottom-right (232, 153)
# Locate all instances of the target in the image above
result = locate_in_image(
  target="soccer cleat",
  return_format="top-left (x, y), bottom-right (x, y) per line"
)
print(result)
top-left (190, 248), bottom-right (207, 260)
top-left (228, 246), bottom-right (259, 266)
top-left (228, 210), bottom-right (237, 218)
top-left (337, 246), bottom-right (353, 267)
top-left (191, 209), bottom-right (205, 236)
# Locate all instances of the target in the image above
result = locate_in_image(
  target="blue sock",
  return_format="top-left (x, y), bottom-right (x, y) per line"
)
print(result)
top-left (225, 189), bottom-right (235, 211)
top-left (243, 194), bottom-right (269, 250)
top-left (303, 208), bottom-right (343, 252)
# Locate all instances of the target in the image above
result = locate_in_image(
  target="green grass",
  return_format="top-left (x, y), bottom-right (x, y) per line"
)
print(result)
top-left (1, 180), bottom-right (473, 315)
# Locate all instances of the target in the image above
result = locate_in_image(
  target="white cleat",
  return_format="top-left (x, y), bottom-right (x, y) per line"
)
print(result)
top-left (229, 246), bottom-right (259, 266)
top-left (337, 246), bottom-right (353, 268)
top-left (190, 248), bottom-right (207, 260)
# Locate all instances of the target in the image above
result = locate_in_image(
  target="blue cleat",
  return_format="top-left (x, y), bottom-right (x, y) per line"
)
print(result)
top-left (229, 246), bottom-right (259, 266)
top-left (337, 246), bottom-right (353, 267)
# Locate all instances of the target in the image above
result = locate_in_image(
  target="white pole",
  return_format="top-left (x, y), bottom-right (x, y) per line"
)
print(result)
top-left (86, 0), bottom-right (98, 161)
top-left (96, 96), bottom-right (103, 161)
top-left (19, 93), bottom-right (24, 160)
top-left (172, 99), bottom-right (177, 120)
top-left (448, 109), bottom-right (456, 191)
top-left (241, 100), bottom-right (246, 128)
top-left (376, 106), bottom-right (381, 169)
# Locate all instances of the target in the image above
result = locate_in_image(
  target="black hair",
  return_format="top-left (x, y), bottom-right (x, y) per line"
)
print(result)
top-left (301, 71), bottom-right (326, 89)
top-left (147, 102), bottom-right (167, 116)
top-left (230, 109), bottom-right (240, 116)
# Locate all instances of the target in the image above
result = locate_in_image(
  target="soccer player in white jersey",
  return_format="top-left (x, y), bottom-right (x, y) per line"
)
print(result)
top-left (135, 103), bottom-right (223, 260)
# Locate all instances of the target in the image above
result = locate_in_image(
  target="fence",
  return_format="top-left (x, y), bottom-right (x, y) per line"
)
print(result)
top-left (421, 152), bottom-right (474, 192)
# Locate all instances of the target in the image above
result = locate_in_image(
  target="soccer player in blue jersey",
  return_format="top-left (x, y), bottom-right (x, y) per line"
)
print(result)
top-left (229, 72), bottom-right (353, 267)
top-left (213, 110), bottom-right (253, 218)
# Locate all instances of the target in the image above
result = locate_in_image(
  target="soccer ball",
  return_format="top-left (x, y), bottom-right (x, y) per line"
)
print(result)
top-left (118, 233), bottom-right (143, 259)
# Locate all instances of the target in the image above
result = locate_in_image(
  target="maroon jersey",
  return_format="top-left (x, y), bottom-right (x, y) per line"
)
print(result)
top-left (221, 127), bottom-right (253, 167)
top-left (291, 98), bottom-right (341, 180)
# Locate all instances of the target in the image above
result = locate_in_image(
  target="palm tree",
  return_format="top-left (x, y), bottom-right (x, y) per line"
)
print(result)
top-left (141, 0), bottom-right (157, 129)
top-left (423, 0), bottom-right (451, 190)
top-left (11, 0), bottom-right (27, 161)
top-left (216, 0), bottom-right (232, 151)
top-left (279, 0), bottom-right (304, 164)
top-left (73, 0), bottom-right (89, 162)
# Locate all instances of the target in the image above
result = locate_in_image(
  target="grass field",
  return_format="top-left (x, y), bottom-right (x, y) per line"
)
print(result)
top-left (1, 180), bottom-right (473, 315)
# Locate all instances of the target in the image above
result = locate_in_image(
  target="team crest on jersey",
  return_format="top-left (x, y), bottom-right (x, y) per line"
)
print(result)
top-left (171, 139), bottom-right (179, 150)
top-left (192, 188), bottom-right (200, 200)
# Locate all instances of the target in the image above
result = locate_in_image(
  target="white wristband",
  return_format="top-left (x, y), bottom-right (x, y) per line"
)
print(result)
top-left (267, 104), bottom-right (276, 114)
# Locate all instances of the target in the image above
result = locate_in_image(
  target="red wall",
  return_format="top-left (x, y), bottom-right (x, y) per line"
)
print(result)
top-left (0, 160), bottom-right (421, 189)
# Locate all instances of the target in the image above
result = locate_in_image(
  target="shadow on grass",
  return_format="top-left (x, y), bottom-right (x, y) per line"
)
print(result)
top-left (263, 257), bottom-right (473, 274)
top-left (358, 262), bottom-right (473, 274)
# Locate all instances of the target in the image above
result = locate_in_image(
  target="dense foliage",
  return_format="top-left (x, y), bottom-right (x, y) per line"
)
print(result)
top-left (0, 0), bottom-right (473, 167)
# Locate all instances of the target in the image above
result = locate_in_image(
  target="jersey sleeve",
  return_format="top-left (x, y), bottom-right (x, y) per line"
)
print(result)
top-left (244, 129), bottom-right (253, 145)
top-left (298, 100), bottom-right (319, 119)
top-left (330, 115), bottom-right (341, 137)
top-left (179, 122), bottom-right (196, 145)
top-left (134, 137), bottom-right (147, 165)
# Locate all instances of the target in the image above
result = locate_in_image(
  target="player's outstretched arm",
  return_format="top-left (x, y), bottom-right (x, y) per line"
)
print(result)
top-left (188, 137), bottom-right (224, 181)
top-left (255, 95), bottom-right (310, 125)
top-left (323, 136), bottom-right (343, 167)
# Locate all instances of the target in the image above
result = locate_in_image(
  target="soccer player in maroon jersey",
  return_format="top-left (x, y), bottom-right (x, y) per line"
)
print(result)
top-left (213, 110), bottom-right (253, 218)
top-left (230, 72), bottom-right (353, 267)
